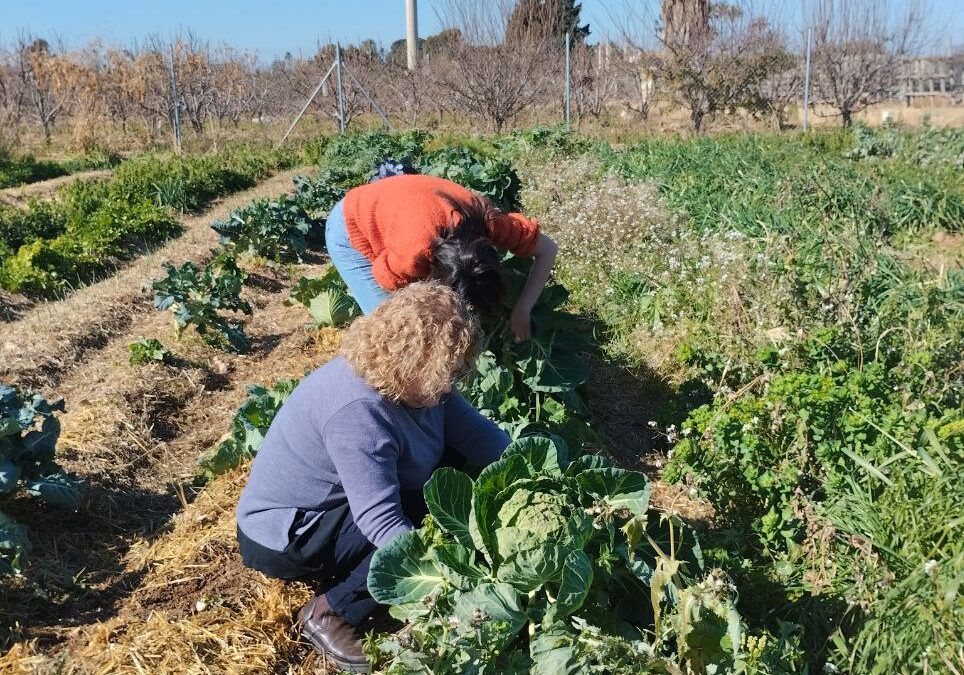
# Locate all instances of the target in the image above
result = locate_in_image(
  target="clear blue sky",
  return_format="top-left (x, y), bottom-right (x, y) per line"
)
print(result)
top-left (1, 0), bottom-right (960, 60)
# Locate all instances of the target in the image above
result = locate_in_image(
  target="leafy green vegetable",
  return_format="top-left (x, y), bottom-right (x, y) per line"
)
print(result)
top-left (460, 257), bottom-right (591, 449)
top-left (210, 195), bottom-right (316, 262)
top-left (0, 384), bottom-right (84, 575)
top-left (422, 146), bottom-right (521, 211)
top-left (128, 338), bottom-right (170, 365)
top-left (197, 377), bottom-right (300, 480)
top-left (367, 435), bottom-right (741, 673)
top-left (287, 267), bottom-right (360, 328)
top-left (151, 249), bottom-right (253, 352)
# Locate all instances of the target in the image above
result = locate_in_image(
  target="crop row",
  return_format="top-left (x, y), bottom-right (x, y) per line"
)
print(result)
top-left (184, 130), bottom-right (796, 673)
top-left (0, 148), bottom-right (119, 190)
top-left (0, 145), bottom-right (300, 298)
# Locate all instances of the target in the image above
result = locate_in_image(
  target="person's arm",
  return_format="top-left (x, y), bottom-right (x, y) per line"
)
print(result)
top-left (443, 393), bottom-right (511, 466)
top-left (322, 399), bottom-right (412, 547)
top-left (509, 233), bottom-right (558, 341)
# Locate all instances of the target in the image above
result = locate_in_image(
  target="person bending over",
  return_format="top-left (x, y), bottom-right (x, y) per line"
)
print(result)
top-left (235, 281), bottom-right (509, 672)
top-left (326, 173), bottom-right (558, 340)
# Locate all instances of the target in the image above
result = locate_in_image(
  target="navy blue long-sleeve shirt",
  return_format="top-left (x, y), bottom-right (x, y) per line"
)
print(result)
top-left (236, 356), bottom-right (509, 551)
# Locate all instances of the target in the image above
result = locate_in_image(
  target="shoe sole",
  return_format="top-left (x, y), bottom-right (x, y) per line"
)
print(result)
top-left (300, 628), bottom-right (370, 674)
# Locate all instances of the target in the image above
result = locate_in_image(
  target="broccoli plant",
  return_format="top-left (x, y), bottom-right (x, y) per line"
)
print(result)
top-left (422, 146), bottom-right (522, 211)
top-left (461, 257), bottom-right (591, 449)
top-left (286, 267), bottom-right (361, 328)
top-left (151, 250), bottom-right (253, 352)
top-left (0, 384), bottom-right (84, 575)
top-left (210, 195), bottom-right (316, 262)
top-left (367, 435), bottom-right (743, 674)
top-left (197, 377), bottom-right (301, 480)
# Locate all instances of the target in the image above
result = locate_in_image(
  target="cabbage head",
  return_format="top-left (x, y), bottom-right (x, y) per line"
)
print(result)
top-left (495, 488), bottom-right (573, 559)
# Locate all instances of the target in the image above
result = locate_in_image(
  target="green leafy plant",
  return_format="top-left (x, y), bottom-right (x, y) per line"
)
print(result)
top-left (197, 377), bottom-right (301, 480)
top-left (151, 250), bottom-right (253, 352)
top-left (461, 258), bottom-right (591, 449)
top-left (0, 146), bottom-right (292, 298)
top-left (210, 195), bottom-right (317, 261)
top-left (286, 267), bottom-right (361, 328)
top-left (321, 130), bottom-right (429, 177)
top-left (0, 384), bottom-right (84, 575)
top-left (128, 338), bottom-right (170, 365)
top-left (422, 146), bottom-right (522, 211)
top-left (367, 435), bottom-right (744, 674)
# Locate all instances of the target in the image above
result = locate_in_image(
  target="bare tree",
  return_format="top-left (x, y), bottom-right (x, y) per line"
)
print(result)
top-left (807, 0), bottom-right (929, 126)
top-left (612, 45), bottom-right (660, 121)
top-left (756, 55), bottom-right (804, 130)
top-left (660, 4), bottom-right (794, 132)
top-left (15, 34), bottom-right (72, 143)
top-left (435, 0), bottom-right (557, 131)
top-left (570, 43), bottom-right (620, 123)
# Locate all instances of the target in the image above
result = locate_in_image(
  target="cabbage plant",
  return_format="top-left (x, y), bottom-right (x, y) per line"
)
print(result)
top-left (367, 436), bottom-right (744, 674)
top-left (0, 385), bottom-right (84, 575)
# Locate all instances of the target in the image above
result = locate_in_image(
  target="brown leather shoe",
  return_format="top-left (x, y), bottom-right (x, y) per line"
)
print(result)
top-left (296, 594), bottom-right (370, 673)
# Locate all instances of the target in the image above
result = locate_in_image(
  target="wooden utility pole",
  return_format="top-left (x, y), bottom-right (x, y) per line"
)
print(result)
top-left (406, 0), bottom-right (418, 70)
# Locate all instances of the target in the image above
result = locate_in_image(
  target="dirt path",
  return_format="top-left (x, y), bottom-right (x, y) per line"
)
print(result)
top-left (0, 167), bottom-right (310, 388)
top-left (0, 166), bottom-right (339, 669)
top-left (0, 257), bottom-right (339, 673)
top-left (0, 168), bottom-right (114, 208)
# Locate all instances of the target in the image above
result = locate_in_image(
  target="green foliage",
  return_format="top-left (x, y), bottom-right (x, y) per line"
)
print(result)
top-left (825, 429), bottom-right (963, 674)
top-left (497, 125), bottom-right (600, 160)
top-left (108, 148), bottom-right (287, 212)
top-left (846, 119), bottom-right (964, 169)
top-left (128, 338), bottom-right (170, 365)
top-left (579, 126), bottom-right (964, 669)
top-left (0, 152), bottom-right (67, 189)
top-left (198, 377), bottom-right (300, 479)
top-left (0, 200), bottom-right (67, 255)
top-left (320, 129), bottom-right (430, 176)
top-left (422, 146), bottom-right (522, 211)
top-left (151, 250), bottom-right (253, 352)
top-left (610, 130), bottom-right (962, 237)
top-left (286, 267), bottom-right (361, 327)
top-left (0, 197), bottom-right (179, 298)
top-left (461, 258), bottom-right (591, 449)
top-left (211, 194), bottom-right (316, 262)
top-left (367, 435), bottom-right (746, 674)
top-left (0, 146), bottom-right (289, 297)
top-left (0, 384), bottom-right (84, 576)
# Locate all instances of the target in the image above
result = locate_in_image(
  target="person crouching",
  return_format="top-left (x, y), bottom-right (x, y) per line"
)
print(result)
top-left (235, 281), bottom-right (509, 672)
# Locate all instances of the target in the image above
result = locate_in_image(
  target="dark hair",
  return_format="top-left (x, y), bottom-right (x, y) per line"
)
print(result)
top-left (430, 194), bottom-right (506, 322)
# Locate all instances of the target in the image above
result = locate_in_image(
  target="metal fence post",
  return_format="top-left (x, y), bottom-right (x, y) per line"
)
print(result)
top-left (277, 62), bottom-right (338, 148)
top-left (803, 27), bottom-right (813, 132)
top-left (335, 44), bottom-right (346, 134)
top-left (169, 44), bottom-right (182, 153)
top-left (565, 31), bottom-right (571, 129)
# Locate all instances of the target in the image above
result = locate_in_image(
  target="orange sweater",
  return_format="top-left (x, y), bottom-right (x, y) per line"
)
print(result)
top-left (342, 174), bottom-right (540, 291)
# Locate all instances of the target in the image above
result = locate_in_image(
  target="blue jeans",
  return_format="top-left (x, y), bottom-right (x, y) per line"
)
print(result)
top-left (325, 199), bottom-right (390, 314)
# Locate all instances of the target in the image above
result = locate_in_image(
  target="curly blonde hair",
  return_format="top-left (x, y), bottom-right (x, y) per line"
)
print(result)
top-left (340, 281), bottom-right (482, 404)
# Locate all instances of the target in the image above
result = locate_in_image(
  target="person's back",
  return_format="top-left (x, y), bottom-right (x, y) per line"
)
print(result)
top-left (236, 355), bottom-right (482, 553)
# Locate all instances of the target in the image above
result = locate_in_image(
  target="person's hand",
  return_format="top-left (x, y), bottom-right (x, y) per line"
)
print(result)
top-left (509, 302), bottom-right (533, 342)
